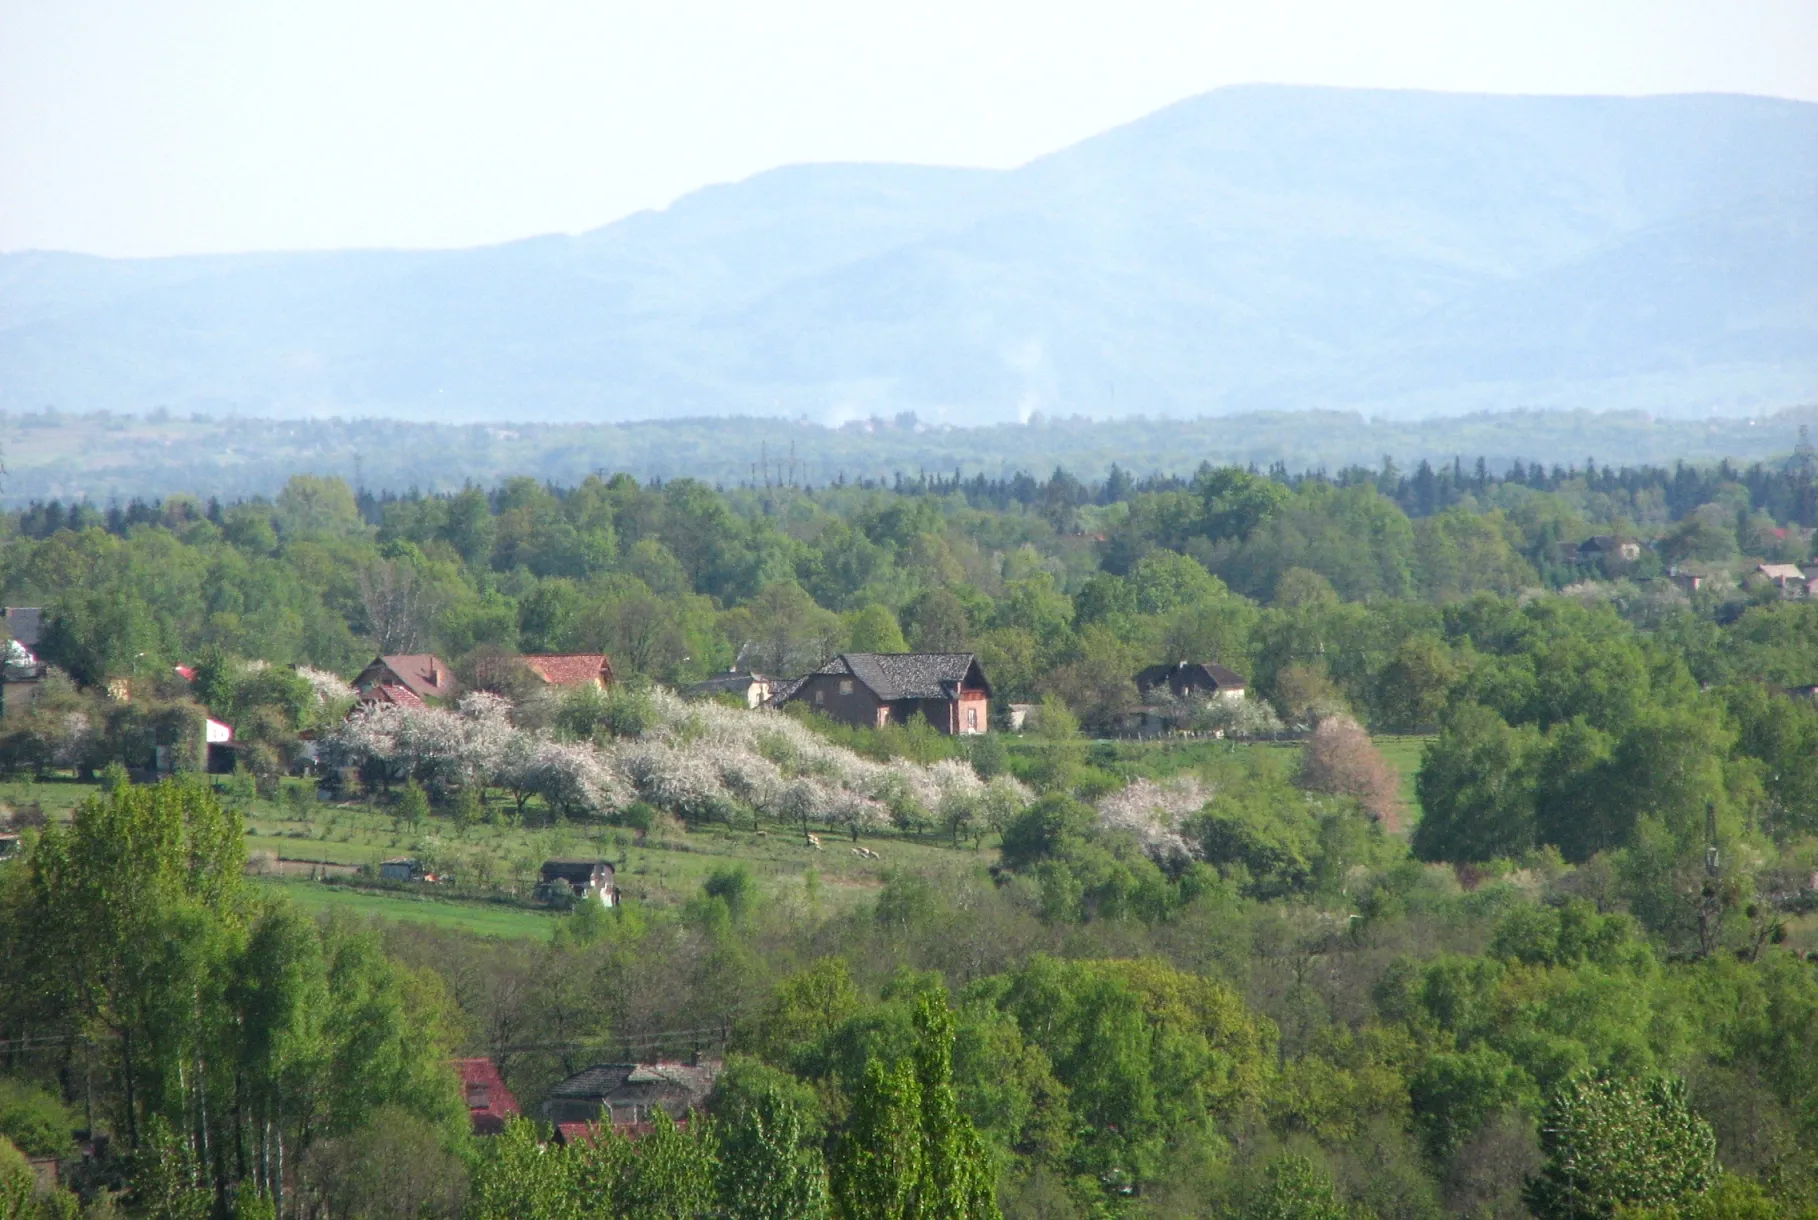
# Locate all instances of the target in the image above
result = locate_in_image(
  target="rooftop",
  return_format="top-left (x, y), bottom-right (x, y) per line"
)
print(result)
top-left (521, 654), bottom-right (611, 686)
top-left (791, 653), bottom-right (988, 701)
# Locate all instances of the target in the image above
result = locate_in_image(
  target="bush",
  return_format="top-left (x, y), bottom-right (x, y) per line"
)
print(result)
top-left (0, 1080), bottom-right (74, 1157)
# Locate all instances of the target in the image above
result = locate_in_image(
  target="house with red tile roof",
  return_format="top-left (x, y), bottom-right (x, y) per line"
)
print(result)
top-left (353, 654), bottom-right (458, 703)
top-left (521, 654), bottom-right (613, 689)
top-left (454, 1058), bottom-right (521, 1135)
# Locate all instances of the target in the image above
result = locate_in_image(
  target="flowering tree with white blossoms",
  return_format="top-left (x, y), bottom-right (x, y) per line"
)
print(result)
top-left (1095, 777), bottom-right (1211, 867)
top-left (296, 666), bottom-right (357, 717)
top-left (522, 739), bottom-right (631, 822)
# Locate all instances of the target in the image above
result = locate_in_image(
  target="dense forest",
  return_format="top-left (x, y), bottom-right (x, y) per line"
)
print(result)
top-left (6, 406), bottom-right (1818, 507)
top-left (2, 452), bottom-right (1818, 1219)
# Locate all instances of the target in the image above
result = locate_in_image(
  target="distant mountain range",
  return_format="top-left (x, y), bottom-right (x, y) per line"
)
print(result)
top-left (3, 85), bottom-right (1815, 424)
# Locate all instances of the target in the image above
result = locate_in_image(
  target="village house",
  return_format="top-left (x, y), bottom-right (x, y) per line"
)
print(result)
top-left (542, 1060), bottom-right (720, 1131)
top-left (352, 654), bottom-right (457, 705)
top-left (1577, 535), bottom-right (1643, 562)
top-left (1135, 660), bottom-right (1248, 702)
top-left (521, 653), bottom-right (614, 689)
top-left (539, 858), bottom-right (618, 907)
top-left (453, 1057), bottom-right (521, 1136)
top-left (1755, 562), bottom-right (1811, 596)
top-left (770, 653), bottom-right (991, 735)
top-left (1122, 661), bottom-right (1253, 738)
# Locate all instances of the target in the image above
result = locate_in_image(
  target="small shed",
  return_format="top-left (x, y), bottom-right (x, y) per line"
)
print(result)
top-left (540, 859), bottom-right (618, 907)
top-left (379, 857), bottom-right (422, 882)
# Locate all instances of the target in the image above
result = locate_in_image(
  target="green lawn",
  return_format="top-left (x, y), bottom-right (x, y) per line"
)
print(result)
top-left (1371, 735), bottom-right (1434, 828)
top-left (252, 876), bottom-right (560, 939)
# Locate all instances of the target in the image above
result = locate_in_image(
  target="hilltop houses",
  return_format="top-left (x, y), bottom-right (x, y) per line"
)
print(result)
top-left (770, 653), bottom-right (991, 735)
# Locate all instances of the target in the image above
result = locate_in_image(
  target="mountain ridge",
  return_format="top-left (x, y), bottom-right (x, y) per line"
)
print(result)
top-left (3, 84), bottom-right (1814, 423)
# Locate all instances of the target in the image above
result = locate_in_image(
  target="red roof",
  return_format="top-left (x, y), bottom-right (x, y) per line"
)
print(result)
top-left (454, 1058), bottom-right (521, 1136)
top-left (359, 655), bottom-right (457, 701)
top-left (521, 654), bottom-right (613, 687)
top-left (358, 683), bottom-right (426, 710)
top-left (554, 1121), bottom-right (599, 1146)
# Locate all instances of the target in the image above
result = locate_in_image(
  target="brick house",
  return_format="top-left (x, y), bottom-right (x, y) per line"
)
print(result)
top-left (771, 653), bottom-right (991, 735)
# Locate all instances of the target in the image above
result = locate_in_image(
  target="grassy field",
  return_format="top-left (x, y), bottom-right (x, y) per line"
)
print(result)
top-left (1371, 735), bottom-right (1432, 825)
top-left (3, 730), bottom-right (1434, 940)
top-left (252, 876), bottom-right (561, 939)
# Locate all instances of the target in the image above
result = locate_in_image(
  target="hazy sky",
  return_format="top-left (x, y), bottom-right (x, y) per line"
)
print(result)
top-left (4, 0), bottom-right (1816, 258)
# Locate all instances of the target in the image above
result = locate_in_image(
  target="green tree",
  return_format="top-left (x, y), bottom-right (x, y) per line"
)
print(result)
top-left (1524, 1072), bottom-right (1717, 1220)
top-left (830, 993), bottom-right (999, 1220)
top-left (1236, 1154), bottom-right (1351, 1220)
top-left (20, 778), bottom-right (245, 1145)
top-left (714, 1080), bottom-right (830, 1220)
top-left (126, 1115), bottom-right (212, 1220)
top-left (845, 604), bottom-right (909, 654)
top-left (1373, 634), bottom-right (1460, 732)
top-left (469, 1117), bottom-right (579, 1220)
top-left (1412, 703), bottom-right (1540, 863)
top-left (0, 1137), bottom-right (36, 1220)
top-left (610, 1108), bottom-right (716, 1220)
top-left (397, 779), bottom-right (430, 829)
top-left (1409, 1045), bottom-right (1532, 1161)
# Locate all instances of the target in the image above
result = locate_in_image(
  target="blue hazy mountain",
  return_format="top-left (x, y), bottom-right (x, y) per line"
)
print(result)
top-left (2, 86), bottom-right (1814, 423)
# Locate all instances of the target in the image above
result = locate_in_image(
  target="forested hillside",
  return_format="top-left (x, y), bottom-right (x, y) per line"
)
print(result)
top-left (2, 453), bottom-right (1817, 1218)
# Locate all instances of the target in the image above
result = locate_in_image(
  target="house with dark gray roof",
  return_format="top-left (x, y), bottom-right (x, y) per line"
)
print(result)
top-left (543, 1061), bottom-right (720, 1128)
top-left (1135, 661), bottom-right (1247, 702)
top-left (770, 652), bottom-right (991, 735)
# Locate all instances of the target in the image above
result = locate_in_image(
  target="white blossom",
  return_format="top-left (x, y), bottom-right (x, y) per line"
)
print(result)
top-left (1096, 777), bottom-right (1210, 865)
top-left (296, 666), bottom-right (356, 706)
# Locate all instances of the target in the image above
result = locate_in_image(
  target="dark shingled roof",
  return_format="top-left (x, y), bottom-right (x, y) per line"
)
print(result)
top-left (4, 608), bottom-right (42, 650)
top-left (1136, 661), bottom-right (1247, 691)
top-left (547, 1061), bottom-right (720, 1117)
top-left (776, 653), bottom-right (989, 703)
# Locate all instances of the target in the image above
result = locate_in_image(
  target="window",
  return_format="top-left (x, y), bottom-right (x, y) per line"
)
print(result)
top-left (839, 679), bottom-right (854, 695)
top-left (814, 689), bottom-right (824, 705)
top-left (967, 707), bottom-right (978, 729)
